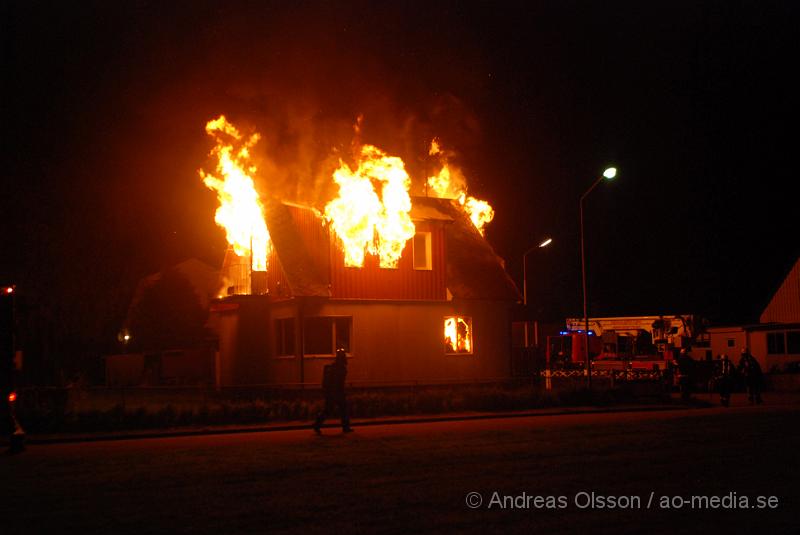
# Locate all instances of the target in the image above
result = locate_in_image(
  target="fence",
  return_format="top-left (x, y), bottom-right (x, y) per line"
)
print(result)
top-left (16, 378), bottom-right (538, 413)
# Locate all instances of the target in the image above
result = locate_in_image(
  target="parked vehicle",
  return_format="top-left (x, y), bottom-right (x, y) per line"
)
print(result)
top-left (547, 315), bottom-right (708, 372)
top-left (546, 330), bottom-right (602, 369)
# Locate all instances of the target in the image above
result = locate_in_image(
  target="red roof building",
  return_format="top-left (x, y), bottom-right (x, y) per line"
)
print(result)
top-left (708, 257), bottom-right (800, 373)
top-left (210, 196), bottom-right (521, 387)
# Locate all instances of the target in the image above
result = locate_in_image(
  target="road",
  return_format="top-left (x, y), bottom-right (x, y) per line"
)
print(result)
top-left (3, 398), bottom-right (798, 534)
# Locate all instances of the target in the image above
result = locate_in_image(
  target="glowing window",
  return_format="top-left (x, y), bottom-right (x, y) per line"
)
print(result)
top-left (444, 316), bottom-right (473, 354)
top-left (413, 232), bottom-right (432, 270)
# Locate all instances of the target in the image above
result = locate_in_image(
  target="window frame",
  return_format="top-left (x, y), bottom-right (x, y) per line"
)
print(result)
top-left (443, 315), bottom-right (474, 355)
top-left (766, 331), bottom-right (786, 355)
top-left (302, 316), bottom-right (353, 358)
top-left (413, 231), bottom-right (433, 271)
top-left (273, 317), bottom-right (296, 358)
top-left (787, 331), bottom-right (800, 354)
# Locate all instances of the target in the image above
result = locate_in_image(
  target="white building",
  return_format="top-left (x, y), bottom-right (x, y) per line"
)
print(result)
top-left (707, 257), bottom-right (800, 372)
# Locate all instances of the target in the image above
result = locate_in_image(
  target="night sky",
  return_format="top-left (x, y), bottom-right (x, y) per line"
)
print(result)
top-left (4, 0), bottom-right (799, 351)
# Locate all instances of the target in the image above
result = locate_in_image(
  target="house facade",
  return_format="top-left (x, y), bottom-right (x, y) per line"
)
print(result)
top-left (211, 197), bottom-right (521, 387)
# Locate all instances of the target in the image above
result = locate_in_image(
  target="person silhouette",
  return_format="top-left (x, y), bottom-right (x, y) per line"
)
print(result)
top-left (313, 347), bottom-right (353, 434)
top-left (716, 354), bottom-right (734, 407)
top-left (737, 348), bottom-right (763, 404)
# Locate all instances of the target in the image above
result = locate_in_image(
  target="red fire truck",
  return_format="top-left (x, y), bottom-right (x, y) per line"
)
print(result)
top-left (546, 329), bottom-right (602, 370)
top-left (547, 315), bottom-right (706, 371)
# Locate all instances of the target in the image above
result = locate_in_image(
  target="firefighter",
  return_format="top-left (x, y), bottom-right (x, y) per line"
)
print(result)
top-left (313, 347), bottom-right (353, 434)
top-left (737, 348), bottom-right (763, 404)
top-left (556, 351), bottom-right (566, 370)
top-left (715, 354), bottom-right (735, 407)
top-left (675, 348), bottom-right (694, 402)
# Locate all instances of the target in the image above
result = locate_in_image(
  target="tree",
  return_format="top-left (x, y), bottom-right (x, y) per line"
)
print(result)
top-left (128, 269), bottom-right (208, 352)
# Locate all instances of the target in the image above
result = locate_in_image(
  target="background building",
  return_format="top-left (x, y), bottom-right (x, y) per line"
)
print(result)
top-left (708, 257), bottom-right (800, 372)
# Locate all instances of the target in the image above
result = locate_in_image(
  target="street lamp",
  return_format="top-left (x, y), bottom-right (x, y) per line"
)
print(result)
top-left (523, 237), bottom-right (553, 347)
top-left (580, 166), bottom-right (616, 387)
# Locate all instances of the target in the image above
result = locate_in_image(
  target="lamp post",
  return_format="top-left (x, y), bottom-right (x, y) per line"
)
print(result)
top-left (580, 166), bottom-right (616, 387)
top-left (523, 237), bottom-right (553, 347)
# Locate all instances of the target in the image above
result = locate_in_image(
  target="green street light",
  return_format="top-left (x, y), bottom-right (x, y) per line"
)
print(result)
top-left (603, 167), bottom-right (617, 179)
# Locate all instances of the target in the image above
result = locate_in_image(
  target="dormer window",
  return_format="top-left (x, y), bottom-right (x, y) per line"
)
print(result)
top-left (413, 232), bottom-right (432, 270)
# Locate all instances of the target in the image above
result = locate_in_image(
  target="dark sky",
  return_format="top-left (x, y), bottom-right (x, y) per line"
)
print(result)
top-left (4, 0), bottom-right (799, 329)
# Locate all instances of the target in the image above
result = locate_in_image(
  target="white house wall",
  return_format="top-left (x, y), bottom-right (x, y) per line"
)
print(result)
top-left (219, 298), bottom-right (513, 386)
top-left (708, 326), bottom-right (800, 372)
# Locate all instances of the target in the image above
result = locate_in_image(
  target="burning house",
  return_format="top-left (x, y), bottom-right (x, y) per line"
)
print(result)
top-left (201, 116), bottom-right (520, 387)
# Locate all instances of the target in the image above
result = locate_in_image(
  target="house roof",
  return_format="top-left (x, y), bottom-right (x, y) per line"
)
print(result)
top-left (408, 196), bottom-right (456, 222)
top-left (708, 322), bottom-right (800, 333)
top-left (263, 197), bottom-right (331, 298)
top-left (263, 196), bottom-right (520, 302)
top-left (426, 197), bottom-right (521, 301)
top-left (760, 256), bottom-right (800, 323)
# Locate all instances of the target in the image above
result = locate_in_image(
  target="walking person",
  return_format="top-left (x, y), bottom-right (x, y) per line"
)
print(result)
top-left (715, 354), bottom-right (735, 407)
top-left (675, 348), bottom-right (694, 402)
top-left (738, 348), bottom-right (763, 404)
top-left (313, 347), bottom-right (353, 434)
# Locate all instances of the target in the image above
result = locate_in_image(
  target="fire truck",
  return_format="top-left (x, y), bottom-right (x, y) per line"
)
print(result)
top-left (547, 315), bottom-right (705, 371)
top-left (546, 329), bottom-right (602, 370)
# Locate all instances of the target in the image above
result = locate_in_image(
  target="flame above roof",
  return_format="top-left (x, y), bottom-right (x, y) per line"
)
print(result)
top-left (258, 196), bottom-right (519, 301)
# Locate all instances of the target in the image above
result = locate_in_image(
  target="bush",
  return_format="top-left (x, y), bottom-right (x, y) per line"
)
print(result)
top-left (15, 382), bottom-right (672, 434)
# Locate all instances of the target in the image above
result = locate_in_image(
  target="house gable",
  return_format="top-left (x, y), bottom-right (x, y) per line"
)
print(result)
top-left (760, 257), bottom-right (800, 323)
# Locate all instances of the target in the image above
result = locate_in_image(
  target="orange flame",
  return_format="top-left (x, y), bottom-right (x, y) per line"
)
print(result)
top-left (325, 144), bottom-right (416, 268)
top-left (463, 196), bottom-right (495, 233)
top-left (199, 116), bottom-right (270, 271)
top-left (427, 139), bottom-right (494, 235)
top-left (444, 317), bottom-right (472, 353)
